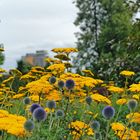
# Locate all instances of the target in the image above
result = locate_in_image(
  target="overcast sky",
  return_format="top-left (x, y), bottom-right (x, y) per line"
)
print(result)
top-left (0, 0), bottom-right (78, 70)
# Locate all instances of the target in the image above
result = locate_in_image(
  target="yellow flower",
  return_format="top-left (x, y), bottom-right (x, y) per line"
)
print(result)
top-left (20, 74), bottom-right (35, 81)
top-left (54, 53), bottom-right (70, 61)
top-left (108, 86), bottom-right (124, 94)
top-left (45, 90), bottom-right (61, 101)
top-left (0, 68), bottom-right (6, 73)
top-left (111, 122), bottom-right (139, 140)
top-left (44, 107), bottom-right (54, 113)
top-left (69, 120), bottom-right (94, 139)
top-left (126, 112), bottom-right (140, 124)
top-left (0, 110), bottom-right (26, 137)
top-left (111, 122), bottom-right (125, 131)
top-left (2, 76), bottom-right (14, 85)
top-left (29, 95), bottom-right (42, 102)
top-left (52, 48), bottom-right (78, 54)
top-left (45, 57), bottom-right (62, 64)
top-left (82, 70), bottom-right (94, 77)
top-left (13, 93), bottom-right (25, 99)
top-left (91, 94), bottom-right (111, 104)
top-left (26, 79), bottom-right (53, 95)
top-left (116, 98), bottom-right (127, 105)
top-left (129, 83), bottom-right (140, 93)
top-left (47, 64), bottom-right (65, 75)
top-left (120, 70), bottom-right (135, 76)
top-left (132, 94), bottom-right (139, 100)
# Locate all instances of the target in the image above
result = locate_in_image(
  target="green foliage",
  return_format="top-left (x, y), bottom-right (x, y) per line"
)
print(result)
top-left (17, 59), bottom-right (32, 74)
top-left (0, 44), bottom-right (5, 65)
top-left (74, 0), bottom-right (140, 81)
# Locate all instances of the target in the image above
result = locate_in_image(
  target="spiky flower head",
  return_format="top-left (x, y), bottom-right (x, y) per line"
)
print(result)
top-left (23, 97), bottom-right (31, 105)
top-left (58, 80), bottom-right (65, 89)
top-left (24, 120), bottom-right (34, 131)
top-left (30, 103), bottom-right (40, 113)
top-left (85, 96), bottom-right (92, 105)
top-left (49, 76), bottom-right (56, 84)
top-left (102, 106), bottom-right (115, 119)
top-left (65, 79), bottom-right (75, 90)
top-left (33, 107), bottom-right (47, 121)
top-left (55, 109), bottom-right (65, 118)
top-left (46, 100), bottom-right (56, 109)
top-left (128, 99), bottom-right (137, 111)
top-left (90, 120), bottom-right (100, 131)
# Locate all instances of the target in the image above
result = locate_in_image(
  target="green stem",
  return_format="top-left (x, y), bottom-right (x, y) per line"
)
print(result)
top-left (105, 120), bottom-right (110, 140)
top-left (114, 105), bottom-right (122, 122)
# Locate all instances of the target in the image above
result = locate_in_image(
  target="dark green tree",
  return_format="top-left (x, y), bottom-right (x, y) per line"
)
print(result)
top-left (74, 0), bottom-right (140, 81)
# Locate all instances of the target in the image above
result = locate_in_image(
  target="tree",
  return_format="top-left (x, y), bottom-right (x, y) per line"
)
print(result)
top-left (16, 60), bottom-right (32, 74)
top-left (0, 44), bottom-right (5, 66)
top-left (74, 0), bottom-right (140, 81)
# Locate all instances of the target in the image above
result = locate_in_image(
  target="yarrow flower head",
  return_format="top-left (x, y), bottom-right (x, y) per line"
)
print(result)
top-left (46, 100), bottom-right (56, 109)
top-left (23, 97), bottom-right (31, 105)
top-left (65, 79), bottom-right (75, 90)
top-left (102, 106), bottom-right (115, 119)
top-left (24, 120), bottom-right (34, 131)
top-left (85, 96), bottom-right (92, 105)
top-left (30, 103), bottom-right (40, 113)
top-left (55, 109), bottom-right (65, 118)
top-left (120, 70), bottom-right (135, 77)
top-left (49, 76), bottom-right (56, 84)
top-left (33, 107), bottom-right (47, 121)
top-left (58, 80), bottom-right (65, 89)
top-left (90, 120), bottom-right (100, 131)
top-left (128, 99), bottom-right (137, 111)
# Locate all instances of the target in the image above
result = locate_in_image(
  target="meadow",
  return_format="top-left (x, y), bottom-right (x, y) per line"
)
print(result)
top-left (0, 48), bottom-right (140, 140)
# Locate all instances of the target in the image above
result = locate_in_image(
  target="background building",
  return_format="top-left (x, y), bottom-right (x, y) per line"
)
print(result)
top-left (22, 50), bottom-right (48, 67)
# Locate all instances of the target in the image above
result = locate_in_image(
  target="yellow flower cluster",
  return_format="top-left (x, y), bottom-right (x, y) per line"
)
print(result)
top-left (60, 73), bottom-right (103, 90)
top-left (29, 95), bottom-right (42, 102)
top-left (20, 74), bottom-right (35, 81)
top-left (91, 94), bottom-right (111, 104)
top-left (108, 86), bottom-right (124, 94)
top-left (45, 90), bottom-right (61, 101)
top-left (13, 93), bottom-right (25, 99)
top-left (45, 58), bottom-right (62, 64)
top-left (132, 94), bottom-right (139, 100)
top-left (47, 63), bottom-right (65, 75)
top-left (52, 48), bottom-right (78, 54)
top-left (26, 79), bottom-right (53, 95)
top-left (129, 83), bottom-right (140, 92)
top-left (82, 69), bottom-right (94, 76)
top-left (126, 112), bottom-right (140, 124)
top-left (0, 110), bottom-right (26, 137)
top-left (120, 70), bottom-right (135, 76)
top-left (111, 122), bottom-right (139, 140)
top-left (69, 120), bottom-right (94, 139)
top-left (116, 98), bottom-right (127, 105)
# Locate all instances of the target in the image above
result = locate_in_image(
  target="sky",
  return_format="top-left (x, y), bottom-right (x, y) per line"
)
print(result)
top-left (0, 0), bottom-right (78, 70)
